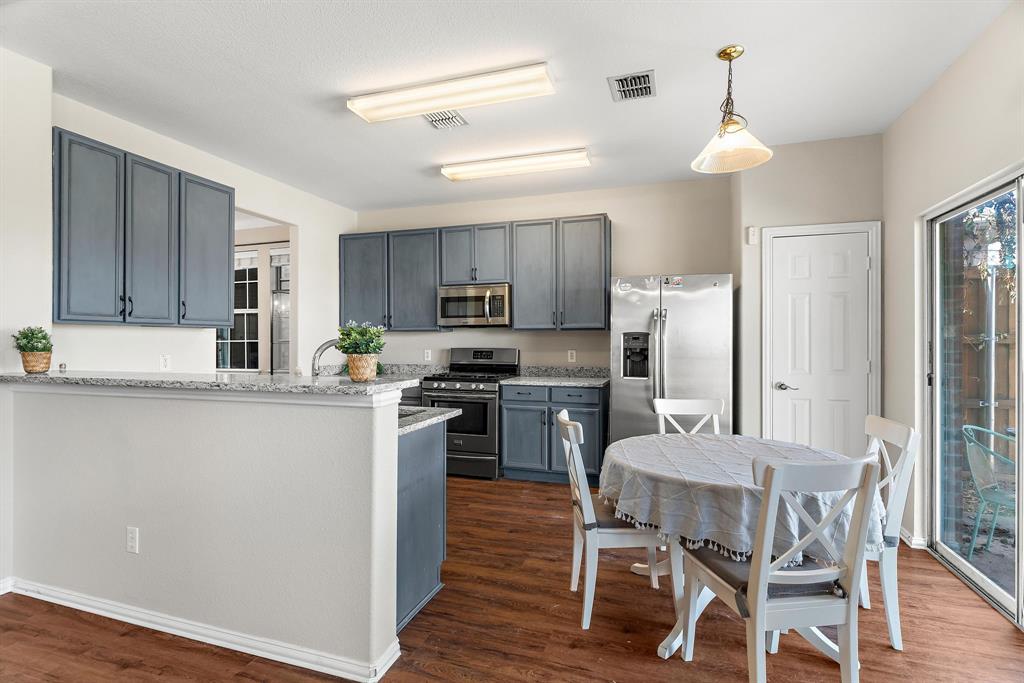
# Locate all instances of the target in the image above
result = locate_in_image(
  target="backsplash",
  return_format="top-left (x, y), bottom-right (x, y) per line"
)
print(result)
top-left (318, 363), bottom-right (608, 378)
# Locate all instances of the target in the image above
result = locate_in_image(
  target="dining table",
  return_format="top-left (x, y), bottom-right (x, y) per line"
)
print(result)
top-left (599, 431), bottom-right (886, 660)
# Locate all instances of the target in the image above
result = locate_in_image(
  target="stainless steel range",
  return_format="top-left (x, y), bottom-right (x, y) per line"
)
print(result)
top-left (421, 347), bottom-right (519, 479)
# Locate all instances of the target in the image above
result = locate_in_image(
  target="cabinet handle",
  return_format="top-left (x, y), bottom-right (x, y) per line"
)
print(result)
top-left (181, 300), bottom-right (186, 319)
top-left (560, 311), bottom-right (564, 325)
top-left (127, 296), bottom-right (134, 317)
top-left (516, 391), bottom-right (530, 395)
top-left (543, 412), bottom-right (547, 425)
top-left (551, 311), bottom-right (555, 325)
top-left (472, 266), bottom-right (477, 280)
top-left (567, 393), bottom-right (583, 398)
top-left (119, 294), bottom-right (126, 317)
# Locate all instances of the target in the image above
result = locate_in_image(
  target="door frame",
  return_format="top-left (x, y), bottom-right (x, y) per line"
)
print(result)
top-left (760, 221), bottom-right (883, 442)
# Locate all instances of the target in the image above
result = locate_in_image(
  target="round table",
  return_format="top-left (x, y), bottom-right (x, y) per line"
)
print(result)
top-left (600, 432), bottom-right (886, 659)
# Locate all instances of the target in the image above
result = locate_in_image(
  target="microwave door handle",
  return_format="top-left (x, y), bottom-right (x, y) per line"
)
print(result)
top-left (484, 289), bottom-right (491, 322)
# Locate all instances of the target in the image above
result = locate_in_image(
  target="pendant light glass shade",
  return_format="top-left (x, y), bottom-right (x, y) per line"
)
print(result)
top-left (691, 122), bottom-right (773, 174)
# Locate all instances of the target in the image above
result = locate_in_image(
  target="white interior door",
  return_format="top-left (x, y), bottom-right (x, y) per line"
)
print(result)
top-left (767, 231), bottom-right (870, 456)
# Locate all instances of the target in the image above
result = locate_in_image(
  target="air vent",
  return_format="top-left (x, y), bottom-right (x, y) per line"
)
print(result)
top-left (607, 70), bottom-right (656, 102)
top-left (424, 110), bottom-right (468, 129)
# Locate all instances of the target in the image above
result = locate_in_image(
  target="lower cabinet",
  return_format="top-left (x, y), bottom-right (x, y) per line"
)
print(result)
top-left (500, 384), bottom-right (607, 485)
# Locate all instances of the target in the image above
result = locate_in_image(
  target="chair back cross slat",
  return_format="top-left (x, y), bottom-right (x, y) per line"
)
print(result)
top-left (865, 416), bottom-right (921, 541)
top-left (557, 409), bottom-right (596, 527)
top-left (653, 398), bottom-right (725, 435)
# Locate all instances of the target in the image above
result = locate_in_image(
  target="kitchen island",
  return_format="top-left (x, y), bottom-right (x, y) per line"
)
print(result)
top-left (0, 371), bottom-right (456, 682)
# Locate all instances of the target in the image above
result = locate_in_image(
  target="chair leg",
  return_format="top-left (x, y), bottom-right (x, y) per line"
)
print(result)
top-left (766, 630), bottom-right (780, 654)
top-left (570, 523), bottom-right (583, 592)
top-left (581, 533), bottom-right (598, 629)
top-left (837, 620), bottom-right (859, 683)
top-left (745, 620), bottom-right (767, 683)
top-left (647, 546), bottom-right (660, 590)
top-left (859, 558), bottom-right (871, 609)
top-left (681, 565), bottom-right (700, 662)
top-left (878, 547), bottom-right (903, 651)
top-left (967, 501), bottom-right (988, 560)
top-left (985, 505), bottom-right (1001, 552)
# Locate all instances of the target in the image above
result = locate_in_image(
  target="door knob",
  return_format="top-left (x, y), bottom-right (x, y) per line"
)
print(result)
top-left (775, 382), bottom-right (799, 391)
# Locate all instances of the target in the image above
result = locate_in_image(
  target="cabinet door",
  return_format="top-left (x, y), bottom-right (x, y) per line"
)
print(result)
top-left (340, 233), bottom-right (388, 327)
top-left (439, 226), bottom-right (475, 284)
top-left (549, 406), bottom-right (602, 475)
top-left (511, 220), bottom-right (557, 329)
top-left (178, 173), bottom-right (234, 326)
top-left (389, 229), bottom-right (439, 330)
top-left (125, 154), bottom-right (178, 325)
top-left (558, 215), bottom-right (608, 329)
top-left (54, 129), bottom-right (125, 323)
top-left (473, 223), bottom-right (510, 283)
top-left (501, 404), bottom-right (549, 471)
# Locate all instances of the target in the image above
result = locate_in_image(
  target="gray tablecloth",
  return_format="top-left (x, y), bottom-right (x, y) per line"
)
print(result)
top-left (600, 433), bottom-right (886, 563)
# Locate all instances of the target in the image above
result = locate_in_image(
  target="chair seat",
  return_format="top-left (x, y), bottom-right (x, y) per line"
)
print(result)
top-left (687, 546), bottom-right (842, 617)
top-left (586, 495), bottom-right (637, 530)
top-left (978, 487), bottom-right (1016, 509)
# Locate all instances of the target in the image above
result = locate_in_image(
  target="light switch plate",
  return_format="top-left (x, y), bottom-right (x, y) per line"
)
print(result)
top-left (568, 349), bottom-right (577, 363)
top-left (746, 226), bottom-right (759, 246)
top-left (126, 526), bottom-right (140, 554)
top-left (423, 349), bottom-right (432, 361)
top-left (159, 354), bottom-right (172, 371)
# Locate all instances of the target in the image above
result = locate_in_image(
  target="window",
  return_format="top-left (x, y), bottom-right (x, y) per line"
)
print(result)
top-left (270, 249), bottom-right (290, 374)
top-left (216, 251), bottom-right (259, 371)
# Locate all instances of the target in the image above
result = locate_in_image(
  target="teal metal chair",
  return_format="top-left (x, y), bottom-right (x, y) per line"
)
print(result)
top-left (961, 425), bottom-right (1017, 560)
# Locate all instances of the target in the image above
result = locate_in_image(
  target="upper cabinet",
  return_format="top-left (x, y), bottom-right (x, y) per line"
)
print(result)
top-left (512, 215), bottom-right (610, 330)
top-left (178, 173), bottom-right (234, 326)
top-left (53, 130), bottom-right (125, 323)
top-left (52, 128), bottom-right (234, 328)
top-left (440, 223), bottom-right (510, 285)
top-left (339, 232), bottom-right (389, 327)
top-left (388, 229), bottom-right (439, 331)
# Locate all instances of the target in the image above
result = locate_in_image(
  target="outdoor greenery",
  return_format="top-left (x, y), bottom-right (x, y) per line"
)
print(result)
top-left (11, 326), bottom-right (53, 353)
top-left (337, 320), bottom-right (386, 355)
top-left (962, 193), bottom-right (1018, 306)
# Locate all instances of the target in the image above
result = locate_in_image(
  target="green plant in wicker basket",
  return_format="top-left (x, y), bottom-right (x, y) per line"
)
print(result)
top-left (11, 326), bottom-right (53, 353)
top-left (336, 321), bottom-right (386, 355)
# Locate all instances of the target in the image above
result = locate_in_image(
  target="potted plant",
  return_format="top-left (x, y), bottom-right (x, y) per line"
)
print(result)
top-left (337, 321), bottom-right (386, 382)
top-left (11, 326), bottom-right (53, 374)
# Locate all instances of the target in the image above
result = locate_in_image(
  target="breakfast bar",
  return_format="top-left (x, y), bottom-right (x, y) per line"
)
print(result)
top-left (0, 371), bottom-right (456, 682)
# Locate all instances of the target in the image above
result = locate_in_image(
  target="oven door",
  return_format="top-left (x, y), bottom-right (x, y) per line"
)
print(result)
top-left (421, 390), bottom-right (498, 455)
top-left (437, 285), bottom-right (510, 327)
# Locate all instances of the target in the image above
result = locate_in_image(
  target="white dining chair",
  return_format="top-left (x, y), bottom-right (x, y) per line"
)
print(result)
top-left (673, 456), bottom-right (879, 683)
top-left (556, 409), bottom-right (664, 629)
top-left (859, 415), bottom-right (920, 651)
top-left (653, 398), bottom-right (725, 435)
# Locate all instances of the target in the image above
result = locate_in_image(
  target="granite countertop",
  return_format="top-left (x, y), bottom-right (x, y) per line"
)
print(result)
top-left (0, 371), bottom-right (421, 396)
top-left (499, 376), bottom-right (610, 388)
top-left (397, 406), bottom-right (462, 436)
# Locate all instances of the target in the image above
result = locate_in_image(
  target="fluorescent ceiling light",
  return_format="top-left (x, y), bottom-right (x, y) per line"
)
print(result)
top-left (441, 149), bottom-right (590, 181)
top-left (347, 63), bottom-right (554, 123)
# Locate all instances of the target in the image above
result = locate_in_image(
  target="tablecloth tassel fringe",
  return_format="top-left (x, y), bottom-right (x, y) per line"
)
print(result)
top-left (683, 538), bottom-right (752, 562)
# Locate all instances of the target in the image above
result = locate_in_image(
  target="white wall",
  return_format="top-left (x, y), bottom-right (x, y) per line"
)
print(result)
top-left (733, 134), bottom-right (884, 435)
top-left (882, 2), bottom-right (1024, 541)
top-left (357, 177), bottom-right (734, 367)
top-left (51, 96), bottom-right (357, 374)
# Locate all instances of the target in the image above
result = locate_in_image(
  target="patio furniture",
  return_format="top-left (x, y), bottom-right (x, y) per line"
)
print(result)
top-left (961, 425), bottom-right (1017, 560)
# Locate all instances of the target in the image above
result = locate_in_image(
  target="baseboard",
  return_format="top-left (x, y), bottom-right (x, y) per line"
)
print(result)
top-left (900, 527), bottom-right (928, 549)
top-left (0, 577), bottom-right (13, 595)
top-left (10, 578), bottom-right (400, 682)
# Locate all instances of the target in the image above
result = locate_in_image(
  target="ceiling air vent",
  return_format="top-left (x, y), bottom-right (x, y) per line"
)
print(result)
top-left (424, 110), bottom-right (468, 130)
top-left (607, 70), bottom-right (656, 102)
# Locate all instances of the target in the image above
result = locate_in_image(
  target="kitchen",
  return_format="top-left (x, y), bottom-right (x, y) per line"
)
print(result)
top-left (2, 2), bottom-right (1023, 683)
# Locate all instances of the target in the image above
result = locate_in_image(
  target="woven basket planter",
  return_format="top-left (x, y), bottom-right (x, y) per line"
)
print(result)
top-left (347, 354), bottom-right (379, 382)
top-left (21, 351), bottom-right (51, 374)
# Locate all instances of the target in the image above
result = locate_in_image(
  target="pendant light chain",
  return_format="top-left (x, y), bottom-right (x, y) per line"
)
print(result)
top-left (718, 59), bottom-right (747, 133)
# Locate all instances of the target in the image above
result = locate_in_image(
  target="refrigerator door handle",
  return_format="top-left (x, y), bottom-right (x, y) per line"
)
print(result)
top-left (660, 307), bottom-right (668, 397)
top-left (652, 307), bottom-right (661, 401)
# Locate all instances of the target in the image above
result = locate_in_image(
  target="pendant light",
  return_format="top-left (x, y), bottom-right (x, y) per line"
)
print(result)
top-left (690, 45), bottom-right (772, 174)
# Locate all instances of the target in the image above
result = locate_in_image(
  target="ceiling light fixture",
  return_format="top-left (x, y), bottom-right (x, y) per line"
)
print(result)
top-left (347, 63), bottom-right (554, 123)
top-left (441, 148), bottom-right (590, 181)
top-left (690, 45), bottom-right (772, 174)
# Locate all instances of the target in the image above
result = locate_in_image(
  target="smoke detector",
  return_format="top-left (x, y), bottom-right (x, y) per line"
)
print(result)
top-left (424, 110), bottom-right (468, 129)
top-left (607, 70), bottom-right (656, 102)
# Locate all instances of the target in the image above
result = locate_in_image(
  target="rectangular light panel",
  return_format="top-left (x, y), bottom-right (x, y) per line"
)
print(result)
top-left (441, 148), bottom-right (590, 181)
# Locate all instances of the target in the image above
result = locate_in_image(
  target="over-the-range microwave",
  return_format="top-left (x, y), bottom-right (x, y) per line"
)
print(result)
top-left (437, 283), bottom-right (511, 327)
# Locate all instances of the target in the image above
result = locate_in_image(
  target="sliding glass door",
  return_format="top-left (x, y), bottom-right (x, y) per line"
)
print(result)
top-left (930, 178), bottom-right (1021, 620)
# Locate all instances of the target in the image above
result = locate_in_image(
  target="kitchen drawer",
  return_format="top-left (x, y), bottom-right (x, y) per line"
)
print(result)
top-left (501, 385), bottom-right (549, 402)
top-left (550, 387), bottom-right (601, 405)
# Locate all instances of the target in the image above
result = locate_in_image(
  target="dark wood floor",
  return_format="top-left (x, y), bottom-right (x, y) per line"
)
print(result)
top-left (2, 477), bottom-right (1023, 681)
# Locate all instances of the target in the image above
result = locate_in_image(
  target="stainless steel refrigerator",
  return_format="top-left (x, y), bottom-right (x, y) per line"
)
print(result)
top-left (610, 274), bottom-right (733, 442)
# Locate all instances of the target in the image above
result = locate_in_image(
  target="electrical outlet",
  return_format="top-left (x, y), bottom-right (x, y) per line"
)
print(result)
top-left (126, 526), bottom-right (140, 554)
top-left (159, 354), bottom-right (172, 371)
top-left (568, 349), bottom-right (577, 363)
top-left (424, 349), bottom-right (432, 361)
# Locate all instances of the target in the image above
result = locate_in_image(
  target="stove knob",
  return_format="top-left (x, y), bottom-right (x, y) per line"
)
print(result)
top-left (454, 383), bottom-right (462, 389)
top-left (432, 382), bottom-right (439, 388)
top-left (473, 384), bottom-right (481, 390)
top-left (439, 382), bottom-right (447, 389)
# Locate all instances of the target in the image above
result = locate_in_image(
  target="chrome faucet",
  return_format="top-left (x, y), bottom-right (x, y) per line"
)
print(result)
top-left (311, 338), bottom-right (339, 377)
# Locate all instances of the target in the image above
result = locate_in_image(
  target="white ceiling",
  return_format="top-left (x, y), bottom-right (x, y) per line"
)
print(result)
top-left (0, 0), bottom-right (1008, 211)
top-left (234, 210), bottom-right (287, 231)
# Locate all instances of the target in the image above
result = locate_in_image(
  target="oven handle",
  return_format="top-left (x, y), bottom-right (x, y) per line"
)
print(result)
top-left (423, 392), bottom-right (496, 401)
top-left (484, 289), bottom-right (491, 322)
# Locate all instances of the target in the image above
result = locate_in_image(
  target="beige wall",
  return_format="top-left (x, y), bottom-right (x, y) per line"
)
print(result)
top-left (733, 134), bottom-right (884, 434)
top-left (882, 2), bottom-right (1024, 541)
top-left (357, 177), bottom-right (734, 367)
